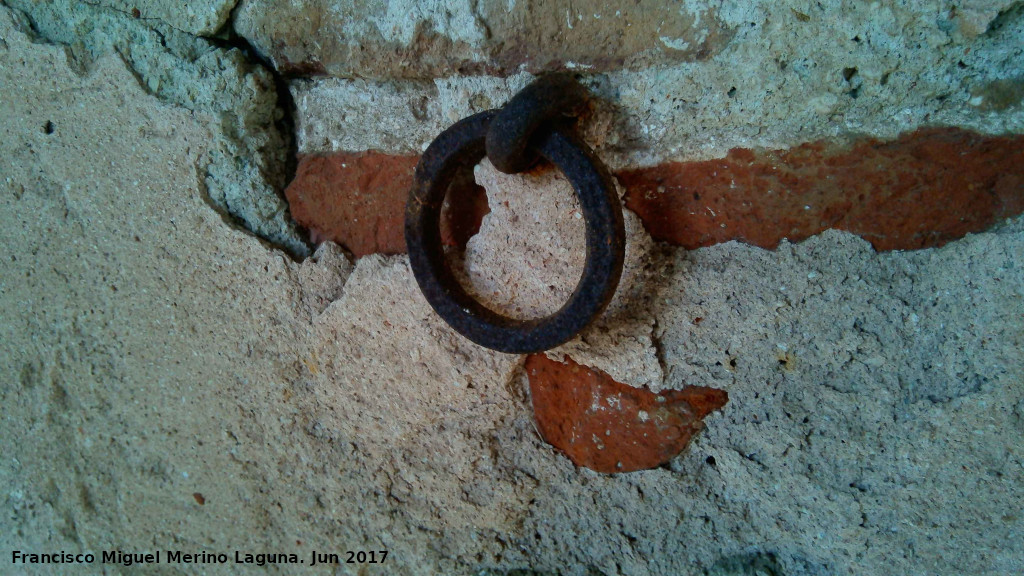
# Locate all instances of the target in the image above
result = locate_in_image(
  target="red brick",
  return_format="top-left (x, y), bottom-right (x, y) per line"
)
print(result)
top-left (285, 129), bottom-right (1023, 258)
top-left (621, 127), bottom-right (1024, 251)
top-left (526, 354), bottom-right (728, 473)
top-left (285, 152), bottom-right (488, 257)
top-left (443, 168), bottom-right (492, 250)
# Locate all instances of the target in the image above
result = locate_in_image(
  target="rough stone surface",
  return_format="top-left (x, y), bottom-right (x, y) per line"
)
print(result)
top-left (4, 3), bottom-right (1024, 576)
top-left (235, 0), bottom-right (733, 79)
top-left (287, 0), bottom-right (1024, 168)
top-left (526, 354), bottom-right (728, 473)
top-left (4, 0), bottom-right (308, 256)
top-left (622, 127), bottom-right (1024, 251)
top-left (0, 14), bottom-right (515, 572)
top-left (971, 75), bottom-right (1024, 111)
top-left (0, 15), bottom-right (313, 564)
top-left (94, 0), bottom-right (235, 36)
top-left (956, 0), bottom-right (1024, 37)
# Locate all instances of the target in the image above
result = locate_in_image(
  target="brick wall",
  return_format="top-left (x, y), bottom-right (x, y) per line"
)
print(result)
top-left (262, 0), bottom-right (1024, 471)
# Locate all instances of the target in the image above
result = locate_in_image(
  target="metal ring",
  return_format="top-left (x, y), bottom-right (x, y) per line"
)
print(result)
top-left (406, 110), bottom-right (625, 354)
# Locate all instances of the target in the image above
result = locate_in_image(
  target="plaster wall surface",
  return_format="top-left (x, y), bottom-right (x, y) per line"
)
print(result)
top-left (1, 1), bottom-right (1022, 575)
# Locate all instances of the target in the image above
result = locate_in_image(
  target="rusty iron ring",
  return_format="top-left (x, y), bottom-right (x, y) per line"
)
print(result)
top-left (406, 109), bottom-right (625, 354)
top-left (485, 74), bottom-right (589, 174)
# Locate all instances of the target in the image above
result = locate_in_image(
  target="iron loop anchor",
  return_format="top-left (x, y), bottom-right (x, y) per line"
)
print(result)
top-left (405, 75), bottom-right (625, 354)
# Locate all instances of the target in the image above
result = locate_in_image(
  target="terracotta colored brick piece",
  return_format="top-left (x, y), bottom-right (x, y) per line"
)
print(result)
top-left (621, 127), bottom-right (1024, 251)
top-left (526, 354), bottom-right (728, 473)
top-left (286, 152), bottom-right (488, 257)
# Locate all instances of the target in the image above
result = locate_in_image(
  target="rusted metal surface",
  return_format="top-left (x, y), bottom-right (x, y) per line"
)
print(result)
top-left (405, 76), bottom-right (624, 353)
top-left (485, 73), bottom-right (588, 174)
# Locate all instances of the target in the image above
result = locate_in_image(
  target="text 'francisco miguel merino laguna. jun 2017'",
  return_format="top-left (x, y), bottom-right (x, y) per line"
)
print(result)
top-left (11, 549), bottom-right (389, 567)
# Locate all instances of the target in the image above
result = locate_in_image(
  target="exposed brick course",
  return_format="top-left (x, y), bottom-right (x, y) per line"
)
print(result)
top-left (621, 127), bottom-right (1024, 251)
top-left (286, 128), bottom-right (1024, 257)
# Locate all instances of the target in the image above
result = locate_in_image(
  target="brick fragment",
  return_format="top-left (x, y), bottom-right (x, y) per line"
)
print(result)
top-left (285, 152), bottom-right (488, 257)
top-left (621, 127), bottom-right (1024, 251)
top-left (526, 354), bottom-right (728, 473)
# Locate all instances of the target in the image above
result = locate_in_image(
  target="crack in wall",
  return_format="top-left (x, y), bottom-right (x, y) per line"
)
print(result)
top-left (213, 0), bottom-right (300, 203)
